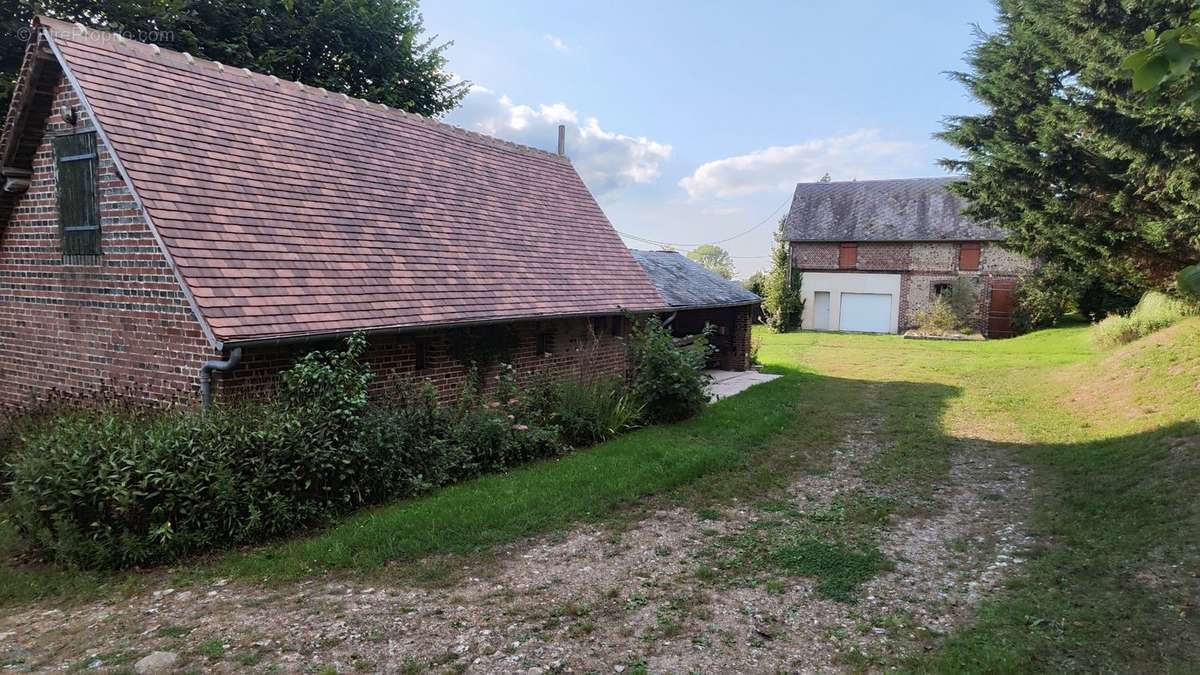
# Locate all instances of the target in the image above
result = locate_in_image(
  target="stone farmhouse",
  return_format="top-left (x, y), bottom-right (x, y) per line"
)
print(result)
top-left (783, 177), bottom-right (1031, 337)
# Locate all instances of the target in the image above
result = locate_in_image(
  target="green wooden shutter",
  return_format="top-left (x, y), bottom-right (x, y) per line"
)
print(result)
top-left (53, 132), bottom-right (100, 256)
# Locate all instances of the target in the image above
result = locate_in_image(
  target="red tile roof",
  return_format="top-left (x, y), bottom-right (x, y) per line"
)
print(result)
top-left (37, 17), bottom-right (664, 344)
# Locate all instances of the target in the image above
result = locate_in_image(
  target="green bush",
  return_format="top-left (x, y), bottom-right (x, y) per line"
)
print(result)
top-left (6, 336), bottom-right (384, 568)
top-left (535, 376), bottom-right (643, 447)
top-left (627, 316), bottom-right (712, 423)
top-left (1012, 263), bottom-right (1086, 332)
top-left (6, 319), bottom-right (720, 569)
top-left (1091, 291), bottom-right (1196, 349)
top-left (912, 295), bottom-right (961, 335)
top-left (3, 336), bottom-right (599, 568)
top-left (944, 277), bottom-right (979, 331)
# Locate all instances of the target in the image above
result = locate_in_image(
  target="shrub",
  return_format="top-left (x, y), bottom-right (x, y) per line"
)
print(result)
top-left (1091, 291), bottom-right (1196, 349)
top-left (6, 336), bottom-right (383, 568)
top-left (763, 218), bottom-right (804, 332)
top-left (943, 277), bottom-right (979, 331)
top-left (912, 295), bottom-right (961, 335)
top-left (4, 335), bottom-right (578, 568)
top-left (749, 335), bottom-right (763, 368)
top-left (1078, 279), bottom-right (1140, 323)
top-left (1013, 263), bottom-right (1086, 332)
top-left (627, 316), bottom-right (712, 423)
top-left (765, 269), bottom-right (805, 333)
top-left (7, 320), bottom-right (718, 569)
top-left (536, 376), bottom-right (643, 447)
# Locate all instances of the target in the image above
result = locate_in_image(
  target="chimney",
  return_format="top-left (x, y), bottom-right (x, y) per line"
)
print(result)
top-left (557, 124), bottom-right (566, 156)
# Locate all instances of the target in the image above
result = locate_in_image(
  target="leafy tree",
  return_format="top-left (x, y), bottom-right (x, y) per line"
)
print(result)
top-left (1012, 261), bottom-right (1088, 331)
top-left (1124, 9), bottom-right (1200, 104)
top-left (1181, 263), bottom-right (1200, 301)
top-left (940, 0), bottom-right (1200, 307)
top-left (1123, 12), bottom-right (1200, 300)
top-left (1, 0), bottom-right (467, 116)
top-left (742, 270), bottom-right (765, 297)
top-left (686, 244), bottom-right (734, 279)
top-left (762, 218), bottom-right (803, 332)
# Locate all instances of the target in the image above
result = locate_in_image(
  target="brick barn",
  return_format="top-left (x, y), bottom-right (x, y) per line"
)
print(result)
top-left (0, 18), bottom-right (757, 409)
top-left (784, 177), bottom-right (1032, 337)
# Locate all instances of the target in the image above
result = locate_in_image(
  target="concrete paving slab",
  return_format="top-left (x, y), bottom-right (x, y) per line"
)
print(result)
top-left (705, 369), bottom-right (781, 401)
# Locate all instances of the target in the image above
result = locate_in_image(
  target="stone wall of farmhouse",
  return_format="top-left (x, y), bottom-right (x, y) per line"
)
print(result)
top-left (789, 241), bottom-right (1029, 275)
top-left (0, 73), bottom-right (214, 407)
top-left (790, 240), bottom-right (1033, 335)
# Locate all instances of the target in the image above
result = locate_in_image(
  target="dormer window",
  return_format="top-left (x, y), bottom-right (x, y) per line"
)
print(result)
top-left (53, 132), bottom-right (100, 257)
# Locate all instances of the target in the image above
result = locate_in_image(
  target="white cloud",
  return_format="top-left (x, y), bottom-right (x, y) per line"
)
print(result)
top-left (448, 85), bottom-right (672, 194)
top-left (677, 130), bottom-right (923, 200)
top-left (543, 34), bottom-right (570, 53)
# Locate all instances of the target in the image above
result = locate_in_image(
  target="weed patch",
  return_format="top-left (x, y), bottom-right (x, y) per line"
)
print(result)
top-left (769, 540), bottom-right (892, 602)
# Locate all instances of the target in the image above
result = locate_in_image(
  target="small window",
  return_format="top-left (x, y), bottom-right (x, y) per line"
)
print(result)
top-left (536, 331), bottom-right (555, 355)
top-left (611, 317), bottom-right (624, 338)
top-left (932, 282), bottom-right (953, 298)
top-left (959, 242), bottom-right (981, 271)
top-left (838, 243), bottom-right (858, 269)
top-left (53, 132), bottom-right (101, 256)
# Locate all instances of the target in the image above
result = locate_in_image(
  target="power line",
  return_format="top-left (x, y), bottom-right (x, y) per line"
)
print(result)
top-left (616, 194), bottom-right (792, 251)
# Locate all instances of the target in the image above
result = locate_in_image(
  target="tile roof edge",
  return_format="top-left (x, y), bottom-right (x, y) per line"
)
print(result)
top-left (219, 306), bottom-right (678, 347)
top-left (34, 15), bottom-right (570, 165)
top-left (37, 17), bottom-right (223, 350)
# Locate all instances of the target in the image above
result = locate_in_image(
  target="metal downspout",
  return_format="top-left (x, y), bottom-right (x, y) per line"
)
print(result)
top-left (199, 347), bottom-right (242, 410)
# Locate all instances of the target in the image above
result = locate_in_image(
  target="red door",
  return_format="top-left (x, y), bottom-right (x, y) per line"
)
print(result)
top-left (987, 280), bottom-right (1016, 338)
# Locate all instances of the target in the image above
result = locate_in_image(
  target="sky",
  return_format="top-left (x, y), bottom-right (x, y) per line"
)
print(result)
top-left (422, 1), bottom-right (1000, 277)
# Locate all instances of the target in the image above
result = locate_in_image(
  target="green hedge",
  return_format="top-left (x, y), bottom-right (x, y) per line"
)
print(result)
top-left (3, 319), bottom-right (712, 569)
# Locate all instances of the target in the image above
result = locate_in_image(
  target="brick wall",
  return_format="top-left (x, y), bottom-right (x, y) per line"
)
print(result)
top-left (791, 242), bottom-right (839, 269)
top-left (725, 305), bottom-right (753, 370)
top-left (215, 316), bottom-right (632, 404)
top-left (0, 71), bottom-right (214, 407)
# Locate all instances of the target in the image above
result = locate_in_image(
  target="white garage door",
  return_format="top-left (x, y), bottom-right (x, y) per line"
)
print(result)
top-left (839, 293), bottom-right (892, 333)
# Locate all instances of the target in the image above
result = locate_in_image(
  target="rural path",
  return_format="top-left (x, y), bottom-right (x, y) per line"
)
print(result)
top-left (0, 398), bottom-right (1034, 673)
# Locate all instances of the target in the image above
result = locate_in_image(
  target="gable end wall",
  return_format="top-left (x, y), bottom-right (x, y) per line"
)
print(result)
top-left (0, 72), bottom-right (215, 406)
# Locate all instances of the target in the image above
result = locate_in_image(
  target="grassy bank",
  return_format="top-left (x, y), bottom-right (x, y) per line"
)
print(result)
top-left (761, 320), bottom-right (1200, 672)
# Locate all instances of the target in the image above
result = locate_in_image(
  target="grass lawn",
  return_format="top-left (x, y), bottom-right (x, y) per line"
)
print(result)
top-left (2, 319), bottom-right (1198, 672)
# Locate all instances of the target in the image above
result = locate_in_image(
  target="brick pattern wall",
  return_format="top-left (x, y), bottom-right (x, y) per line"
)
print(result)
top-left (725, 305), bottom-right (753, 370)
top-left (215, 317), bottom-right (631, 404)
top-left (0, 72), bottom-right (214, 407)
top-left (791, 242), bottom-right (839, 269)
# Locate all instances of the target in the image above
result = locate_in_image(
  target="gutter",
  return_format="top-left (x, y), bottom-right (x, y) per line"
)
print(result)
top-left (219, 301), bottom-right (761, 351)
top-left (199, 347), bottom-right (242, 410)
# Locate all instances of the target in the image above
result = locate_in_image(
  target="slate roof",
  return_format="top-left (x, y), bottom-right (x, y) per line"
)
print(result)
top-left (24, 17), bottom-right (665, 345)
top-left (630, 250), bottom-right (760, 309)
top-left (782, 177), bottom-right (1006, 242)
